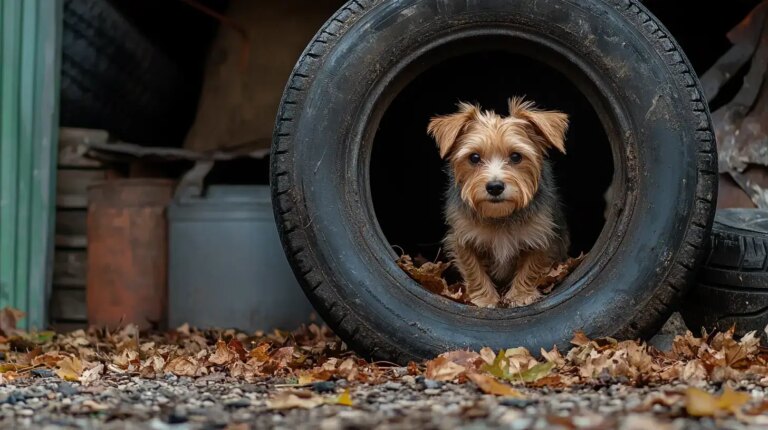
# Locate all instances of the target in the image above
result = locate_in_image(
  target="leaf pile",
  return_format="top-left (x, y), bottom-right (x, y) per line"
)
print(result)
top-left (396, 255), bottom-right (468, 304)
top-left (3, 307), bottom-right (768, 418)
top-left (396, 253), bottom-right (586, 304)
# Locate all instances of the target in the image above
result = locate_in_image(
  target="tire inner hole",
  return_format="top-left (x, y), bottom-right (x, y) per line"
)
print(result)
top-left (371, 50), bottom-right (613, 288)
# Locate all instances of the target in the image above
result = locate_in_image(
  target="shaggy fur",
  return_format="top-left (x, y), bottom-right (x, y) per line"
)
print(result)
top-left (428, 98), bottom-right (570, 308)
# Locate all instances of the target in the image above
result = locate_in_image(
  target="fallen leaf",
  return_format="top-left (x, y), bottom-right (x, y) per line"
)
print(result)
top-left (227, 339), bottom-right (248, 361)
top-left (479, 347), bottom-right (496, 366)
top-left (686, 386), bottom-right (750, 417)
top-left (439, 350), bottom-right (482, 369)
top-left (55, 356), bottom-right (83, 381)
top-left (165, 356), bottom-right (204, 377)
top-left (571, 331), bottom-right (591, 347)
top-left (80, 364), bottom-right (104, 386)
top-left (0, 364), bottom-right (20, 373)
top-left (335, 388), bottom-right (354, 406)
top-left (512, 361), bottom-right (555, 383)
top-left (267, 391), bottom-right (325, 410)
top-left (32, 351), bottom-right (65, 368)
top-left (248, 342), bottom-right (271, 364)
top-left (112, 349), bottom-right (140, 370)
top-left (396, 255), bottom-right (469, 304)
top-left (467, 372), bottom-right (524, 397)
top-left (209, 339), bottom-right (238, 365)
top-left (535, 253), bottom-right (585, 293)
top-left (482, 350), bottom-right (509, 380)
top-left (425, 356), bottom-right (466, 381)
top-left (0, 307), bottom-right (25, 336)
top-left (540, 346), bottom-right (565, 367)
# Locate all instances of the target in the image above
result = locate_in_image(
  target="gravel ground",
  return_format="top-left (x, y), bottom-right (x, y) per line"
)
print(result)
top-left (2, 374), bottom-right (767, 430)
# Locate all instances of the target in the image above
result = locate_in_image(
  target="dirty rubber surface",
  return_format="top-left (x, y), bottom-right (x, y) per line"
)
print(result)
top-left (2, 375), bottom-right (768, 430)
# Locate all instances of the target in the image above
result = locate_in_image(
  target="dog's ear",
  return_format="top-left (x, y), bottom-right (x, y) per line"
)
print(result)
top-left (427, 102), bottom-right (479, 159)
top-left (508, 97), bottom-right (569, 154)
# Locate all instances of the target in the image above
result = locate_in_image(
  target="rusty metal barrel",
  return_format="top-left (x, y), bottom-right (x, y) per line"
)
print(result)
top-left (86, 179), bottom-right (174, 330)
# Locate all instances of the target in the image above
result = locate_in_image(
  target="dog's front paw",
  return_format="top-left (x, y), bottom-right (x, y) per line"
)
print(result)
top-left (468, 287), bottom-right (501, 308)
top-left (502, 289), bottom-right (543, 308)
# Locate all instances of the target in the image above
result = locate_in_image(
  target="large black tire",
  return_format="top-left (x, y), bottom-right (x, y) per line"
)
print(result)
top-left (271, 0), bottom-right (717, 363)
top-left (61, 0), bottom-right (193, 145)
top-left (681, 209), bottom-right (768, 338)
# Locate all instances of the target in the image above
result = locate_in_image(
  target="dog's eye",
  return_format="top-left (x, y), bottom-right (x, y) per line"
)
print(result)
top-left (469, 153), bottom-right (481, 164)
top-left (510, 152), bottom-right (523, 164)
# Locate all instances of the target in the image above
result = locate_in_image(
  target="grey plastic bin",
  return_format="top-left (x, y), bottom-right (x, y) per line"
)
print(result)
top-left (168, 185), bottom-right (314, 331)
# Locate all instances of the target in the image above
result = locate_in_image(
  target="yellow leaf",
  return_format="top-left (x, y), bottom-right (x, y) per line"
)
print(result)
top-left (336, 388), bottom-right (354, 406)
top-left (686, 386), bottom-right (750, 417)
top-left (513, 361), bottom-right (555, 383)
top-left (297, 373), bottom-right (316, 385)
top-left (55, 356), bottom-right (83, 381)
top-left (0, 364), bottom-right (19, 373)
top-left (467, 372), bottom-right (524, 397)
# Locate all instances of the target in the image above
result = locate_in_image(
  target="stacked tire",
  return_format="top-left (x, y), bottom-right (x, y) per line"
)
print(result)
top-left (682, 209), bottom-right (768, 339)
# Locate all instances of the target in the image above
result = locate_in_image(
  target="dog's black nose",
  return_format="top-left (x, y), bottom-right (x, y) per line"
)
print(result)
top-left (486, 181), bottom-right (505, 196)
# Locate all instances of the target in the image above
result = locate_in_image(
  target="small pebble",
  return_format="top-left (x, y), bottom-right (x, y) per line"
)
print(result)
top-left (383, 382), bottom-right (402, 391)
top-left (31, 369), bottom-right (54, 378)
top-left (312, 381), bottom-right (336, 393)
top-left (57, 383), bottom-right (79, 396)
top-left (224, 398), bottom-right (251, 408)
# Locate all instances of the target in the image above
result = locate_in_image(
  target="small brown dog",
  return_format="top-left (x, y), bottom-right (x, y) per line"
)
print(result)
top-left (428, 98), bottom-right (570, 308)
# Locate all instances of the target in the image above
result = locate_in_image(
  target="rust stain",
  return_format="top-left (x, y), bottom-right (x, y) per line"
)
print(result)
top-left (86, 179), bottom-right (174, 330)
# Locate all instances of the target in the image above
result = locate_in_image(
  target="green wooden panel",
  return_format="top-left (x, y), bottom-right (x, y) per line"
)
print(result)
top-left (0, 0), bottom-right (61, 329)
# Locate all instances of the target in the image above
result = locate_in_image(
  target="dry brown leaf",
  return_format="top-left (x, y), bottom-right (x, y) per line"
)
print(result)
top-left (31, 351), bottom-right (67, 368)
top-left (467, 372), bottom-right (524, 397)
top-left (535, 253), bottom-right (585, 293)
top-left (228, 339), bottom-right (248, 361)
top-left (479, 347), bottom-right (496, 366)
top-left (505, 347), bottom-right (538, 373)
top-left (267, 391), bottom-right (325, 410)
top-left (686, 386), bottom-right (750, 417)
top-left (112, 349), bottom-right (140, 370)
top-left (396, 255), bottom-right (469, 304)
top-left (229, 361), bottom-right (259, 382)
top-left (209, 339), bottom-right (238, 365)
top-left (396, 255), bottom-right (450, 294)
top-left (248, 342), bottom-right (271, 364)
top-left (166, 356), bottom-right (204, 377)
top-left (440, 350), bottom-right (482, 370)
top-left (540, 346), bottom-right (565, 367)
top-left (671, 331), bottom-right (703, 360)
top-left (681, 360), bottom-right (708, 382)
top-left (0, 307), bottom-right (25, 336)
top-left (80, 363), bottom-right (104, 386)
top-left (425, 356), bottom-right (466, 381)
top-left (571, 331), bottom-right (591, 347)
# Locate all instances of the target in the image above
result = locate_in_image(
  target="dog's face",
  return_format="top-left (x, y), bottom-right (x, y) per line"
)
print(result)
top-left (428, 98), bottom-right (569, 219)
